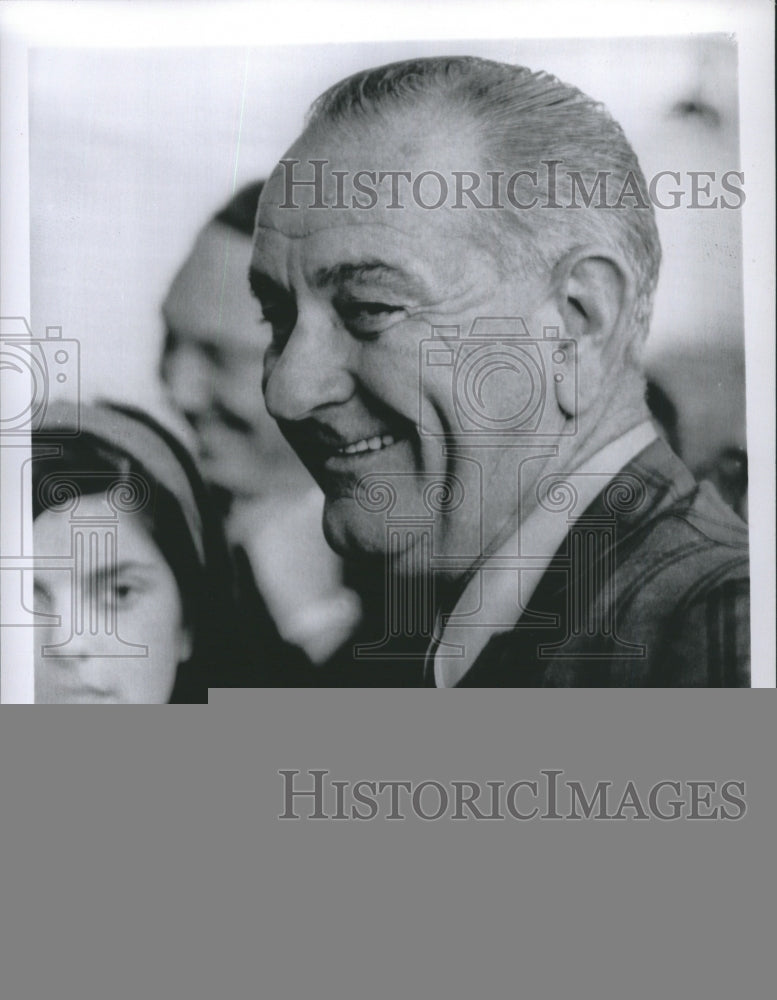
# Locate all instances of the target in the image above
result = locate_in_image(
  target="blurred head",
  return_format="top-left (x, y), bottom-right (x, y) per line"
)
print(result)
top-left (698, 445), bottom-right (748, 521)
top-left (254, 57), bottom-right (660, 574)
top-left (161, 182), bottom-right (302, 505)
top-left (33, 402), bottom-right (232, 703)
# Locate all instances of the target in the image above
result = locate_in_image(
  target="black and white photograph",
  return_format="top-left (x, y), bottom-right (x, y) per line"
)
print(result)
top-left (1, 1), bottom-right (774, 698)
top-left (1, 7), bottom-right (775, 1000)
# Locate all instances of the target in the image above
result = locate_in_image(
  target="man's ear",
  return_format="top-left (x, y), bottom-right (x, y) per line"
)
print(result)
top-left (549, 245), bottom-right (636, 416)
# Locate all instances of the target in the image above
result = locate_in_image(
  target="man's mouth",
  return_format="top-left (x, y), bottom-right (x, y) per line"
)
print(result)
top-left (294, 426), bottom-right (417, 495)
top-left (323, 431), bottom-right (408, 478)
top-left (335, 433), bottom-right (397, 457)
top-left (280, 413), bottom-right (417, 477)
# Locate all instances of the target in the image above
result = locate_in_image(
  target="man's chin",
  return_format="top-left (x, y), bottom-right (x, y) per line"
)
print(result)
top-left (323, 502), bottom-right (379, 558)
top-left (322, 499), bottom-right (425, 576)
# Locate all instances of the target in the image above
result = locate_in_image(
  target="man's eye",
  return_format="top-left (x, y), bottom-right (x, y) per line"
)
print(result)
top-left (337, 300), bottom-right (403, 335)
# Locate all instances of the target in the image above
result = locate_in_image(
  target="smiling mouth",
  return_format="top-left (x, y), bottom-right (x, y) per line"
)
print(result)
top-left (336, 433), bottom-right (398, 456)
top-left (279, 412), bottom-right (417, 480)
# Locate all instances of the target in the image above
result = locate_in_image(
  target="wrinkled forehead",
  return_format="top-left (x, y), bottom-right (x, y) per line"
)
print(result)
top-left (253, 113), bottom-right (500, 296)
top-left (257, 108), bottom-right (487, 235)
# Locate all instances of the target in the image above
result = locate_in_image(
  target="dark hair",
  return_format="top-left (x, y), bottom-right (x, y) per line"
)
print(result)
top-left (645, 379), bottom-right (680, 456)
top-left (32, 404), bottom-right (243, 702)
top-left (212, 180), bottom-right (265, 237)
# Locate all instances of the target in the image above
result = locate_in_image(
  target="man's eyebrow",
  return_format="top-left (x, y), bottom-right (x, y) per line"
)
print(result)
top-left (248, 261), bottom-right (433, 300)
top-left (313, 262), bottom-right (430, 297)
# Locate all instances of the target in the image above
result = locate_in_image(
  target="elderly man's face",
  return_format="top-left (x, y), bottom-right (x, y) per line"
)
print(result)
top-left (254, 115), bottom-right (569, 571)
top-left (161, 221), bottom-right (294, 501)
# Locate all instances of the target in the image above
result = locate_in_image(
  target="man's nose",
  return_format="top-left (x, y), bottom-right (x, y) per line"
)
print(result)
top-left (161, 345), bottom-right (214, 418)
top-left (263, 312), bottom-right (355, 422)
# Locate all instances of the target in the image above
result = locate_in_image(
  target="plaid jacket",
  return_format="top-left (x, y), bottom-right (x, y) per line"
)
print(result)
top-left (454, 439), bottom-right (750, 687)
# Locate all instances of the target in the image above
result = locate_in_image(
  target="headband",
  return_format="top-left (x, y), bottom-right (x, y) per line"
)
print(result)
top-left (39, 401), bottom-right (205, 564)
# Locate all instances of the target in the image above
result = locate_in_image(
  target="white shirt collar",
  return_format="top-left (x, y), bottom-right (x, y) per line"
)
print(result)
top-left (431, 421), bottom-right (658, 687)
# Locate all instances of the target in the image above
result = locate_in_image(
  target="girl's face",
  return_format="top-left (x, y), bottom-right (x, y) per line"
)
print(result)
top-left (33, 495), bottom-right (193, 704)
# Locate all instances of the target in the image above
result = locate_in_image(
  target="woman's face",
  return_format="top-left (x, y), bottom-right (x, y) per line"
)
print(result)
top-left (33, 495), bottom-right (192, 703)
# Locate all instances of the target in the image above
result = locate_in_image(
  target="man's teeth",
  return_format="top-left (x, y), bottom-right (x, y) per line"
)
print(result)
top-left (338, 434), bottom-right (396, 456)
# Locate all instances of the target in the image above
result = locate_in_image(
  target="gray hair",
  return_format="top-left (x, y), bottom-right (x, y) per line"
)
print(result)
top-left (306, 56), bottom-right (661, 356)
